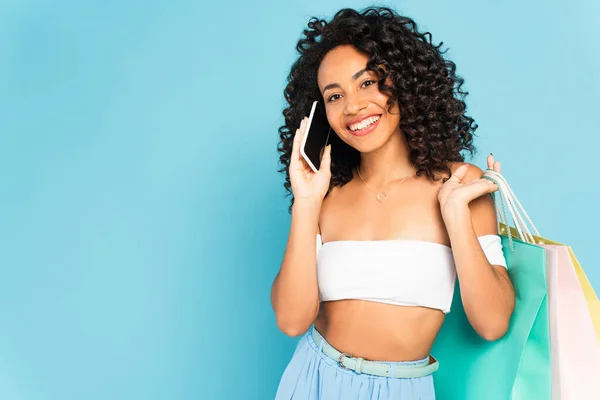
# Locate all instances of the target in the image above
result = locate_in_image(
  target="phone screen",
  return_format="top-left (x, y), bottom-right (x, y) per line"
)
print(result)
top-left (301, 101), bottom-right (332, 172)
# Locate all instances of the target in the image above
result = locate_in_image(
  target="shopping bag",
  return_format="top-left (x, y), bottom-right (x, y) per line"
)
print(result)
top-left (530, 231), bottom-right (600, 347)
top-left (543, 244), bottom-right (600, 399)
top-left (432, 235), bottom-right (550, 400)
top-left (432, 169), bottom-right (552, 400)
top-left (501, 224), bottom-right (600, 398)
top-left (570, 252), bottom-right (600, 346)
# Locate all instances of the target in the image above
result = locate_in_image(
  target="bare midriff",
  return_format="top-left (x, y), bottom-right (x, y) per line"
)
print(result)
top-left (313, 299), bottom-right (445, 362)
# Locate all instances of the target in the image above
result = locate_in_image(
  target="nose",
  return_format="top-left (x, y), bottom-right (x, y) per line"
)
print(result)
top-left (343, 92), bottom-right (368, 116)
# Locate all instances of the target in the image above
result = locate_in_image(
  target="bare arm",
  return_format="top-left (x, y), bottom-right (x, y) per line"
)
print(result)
top-left (444, 199), bottom-right (515, 341)
top-left (271, 115), bottom-right (332, 337)
top-left (439, 159), bottom-right (515, 341)
top-left (271, 199), bottom-right (321, 336)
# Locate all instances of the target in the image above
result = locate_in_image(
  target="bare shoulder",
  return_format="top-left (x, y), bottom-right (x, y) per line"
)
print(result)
top-left (321, 183), bottom-right (342, 208)
top-left (318, 179), bottom-right (364, 240)
top-left (319, 184), bottom-right (344, 225)
top-left (320, 181), bottom-right (357, 221)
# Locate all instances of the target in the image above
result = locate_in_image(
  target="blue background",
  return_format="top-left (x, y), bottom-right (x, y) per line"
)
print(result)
top-left (1, 0), bottom-right (599, 398)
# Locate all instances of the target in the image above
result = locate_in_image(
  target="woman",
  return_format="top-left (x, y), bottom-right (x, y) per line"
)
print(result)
top-left (271, 6), bottom-right (516, 400)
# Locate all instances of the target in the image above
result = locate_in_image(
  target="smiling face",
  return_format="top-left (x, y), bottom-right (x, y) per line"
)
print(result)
top-left (317, 45), bottom-right (401, 153)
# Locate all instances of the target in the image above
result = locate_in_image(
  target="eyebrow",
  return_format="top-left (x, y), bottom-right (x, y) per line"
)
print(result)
top-left (322, 68), bottom-right (369, 94)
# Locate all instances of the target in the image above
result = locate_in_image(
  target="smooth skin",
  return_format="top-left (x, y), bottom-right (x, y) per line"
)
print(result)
top-left (271, 44), bottom-right (515, 362)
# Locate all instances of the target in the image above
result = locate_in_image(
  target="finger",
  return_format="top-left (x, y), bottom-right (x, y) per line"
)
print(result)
top-left (454, 180), bottom-right (498, 202)
top-left (319, 144), bottom-right (332, 174)
top-left (448, 164), bottom-right (469, 182)
top-left (290, 128), bottom-right (302, 166)
top-left (471, 179), bottom-right (498, 196)
top-left (487, 154), bottom-right (494, 169)
top-left (299, 117), bottom-right (308, 134)
top-left (494, 160), bottom-right (501, 173)
top-left (473, 178), bottom-right (498, 191)
top-left (296, 118), bottom-right (308, 143)
top-left (295, 116), bottom-right (309, 142)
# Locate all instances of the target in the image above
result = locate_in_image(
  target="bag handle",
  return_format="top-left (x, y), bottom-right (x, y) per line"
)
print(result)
top-left (482, 169), bottom-right (542, 251)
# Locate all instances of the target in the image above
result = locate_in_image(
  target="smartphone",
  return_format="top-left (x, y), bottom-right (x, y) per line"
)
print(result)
top-left (300, 100), bottom-right (332, 173)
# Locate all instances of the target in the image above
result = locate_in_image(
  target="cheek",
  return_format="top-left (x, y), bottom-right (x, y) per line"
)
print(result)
top-left (383, 99), bottom-right (400, 120)
top-left (325, 107), bottom-right (346, 132)
top-left (387, 104), bottom-right (400, 120)
top-left (332, 123), bottom-right (349, 141)
top-left (329, 119), bottom-right (352, 143)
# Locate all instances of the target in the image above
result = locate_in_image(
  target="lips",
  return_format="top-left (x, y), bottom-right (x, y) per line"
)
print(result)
top-left (347, 114), bottom-right (382, 137)
top-left (346, 114), bottom-right (381, 128)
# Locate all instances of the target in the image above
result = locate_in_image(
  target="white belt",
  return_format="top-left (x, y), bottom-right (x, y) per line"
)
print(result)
top-left (311, 328), bottom-right (439, 379)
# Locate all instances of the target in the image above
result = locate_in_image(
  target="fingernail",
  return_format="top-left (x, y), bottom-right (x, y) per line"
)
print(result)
top-left (490, 153), bottom-right (493, 156)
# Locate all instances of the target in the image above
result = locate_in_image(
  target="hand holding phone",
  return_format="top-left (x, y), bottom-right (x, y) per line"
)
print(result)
top-left (289, 102), bottom-right (332, 202)
top-left (300, 101), bottom-right (332, 173)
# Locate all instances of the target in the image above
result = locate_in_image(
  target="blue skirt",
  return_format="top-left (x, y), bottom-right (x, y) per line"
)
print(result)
top-left (275, 327), bottom-right (436, 399)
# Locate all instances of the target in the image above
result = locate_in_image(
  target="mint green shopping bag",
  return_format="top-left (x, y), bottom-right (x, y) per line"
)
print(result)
top-left (431, 169), bottom-right (551, 400)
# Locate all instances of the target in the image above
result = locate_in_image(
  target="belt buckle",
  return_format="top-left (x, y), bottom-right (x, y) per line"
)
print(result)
top-left (337, 352), bottom-right (352, 371)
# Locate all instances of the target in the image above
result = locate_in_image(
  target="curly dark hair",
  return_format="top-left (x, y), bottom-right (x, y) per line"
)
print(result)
top-left (277, 6), bottom-right (478, 212)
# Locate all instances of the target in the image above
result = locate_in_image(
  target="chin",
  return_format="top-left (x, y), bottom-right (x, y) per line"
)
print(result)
top-left (349, 130), bottom-right (395, 153)
top-left (356, 139), bottom-right (388, 153)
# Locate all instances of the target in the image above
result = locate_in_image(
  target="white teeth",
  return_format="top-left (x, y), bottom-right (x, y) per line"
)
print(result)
top-left (349, 115), bottom-right (380, 131)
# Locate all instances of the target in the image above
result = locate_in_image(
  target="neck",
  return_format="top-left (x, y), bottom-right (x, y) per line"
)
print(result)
top-left (357, 128), bottom-right (415, 187)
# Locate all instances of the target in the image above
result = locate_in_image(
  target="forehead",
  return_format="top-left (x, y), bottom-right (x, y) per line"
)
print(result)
top-left (317, 45), bottom-right (371, 87)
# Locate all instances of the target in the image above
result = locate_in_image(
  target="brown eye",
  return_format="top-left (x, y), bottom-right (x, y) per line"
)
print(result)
top-left (327, 80), bottom-right (376, 102)
top-left (362, 80), bottom-right (376, 88)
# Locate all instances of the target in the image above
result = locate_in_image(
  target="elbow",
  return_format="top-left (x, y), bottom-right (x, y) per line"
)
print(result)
top-left (476, 298), bottom-right (515, 342)
top-left (276, 317), bottom-right (312, 337)
top-left (274, 306), bottom-right (318, 337)
top-left (472, 311), bottom-right (512, 342)
top-left (479, 323), bottom-right (509, 342)
top-left (271, 290), bottom-right (319, 337)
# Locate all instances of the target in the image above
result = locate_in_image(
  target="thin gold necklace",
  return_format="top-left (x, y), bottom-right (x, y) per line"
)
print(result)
top-left (356, 164), bottom-right (416, 202)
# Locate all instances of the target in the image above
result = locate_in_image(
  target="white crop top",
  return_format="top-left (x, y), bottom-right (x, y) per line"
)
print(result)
top-left (316, 234), bottom-right (507, 314)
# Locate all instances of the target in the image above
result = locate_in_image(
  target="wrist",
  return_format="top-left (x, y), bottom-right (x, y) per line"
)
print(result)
top-left (441, 201), bottom-right (470, 223)
top-left (291, 200), bottom-right (321, 231)
top-left (292, 198), bottom-right (322, 215)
